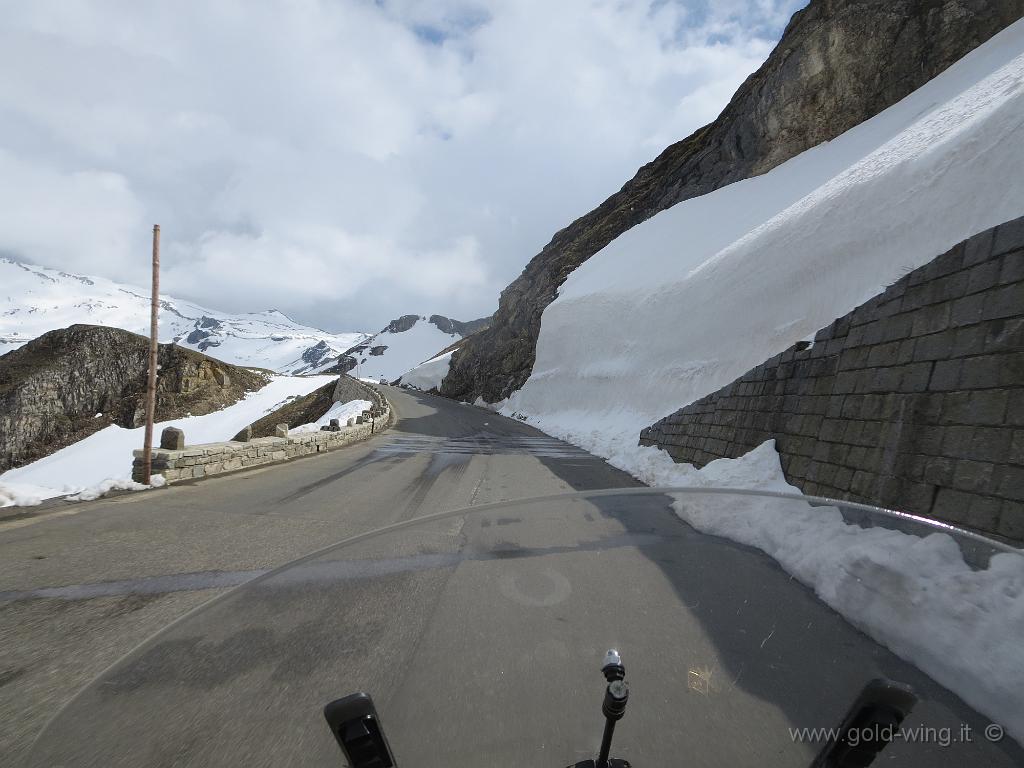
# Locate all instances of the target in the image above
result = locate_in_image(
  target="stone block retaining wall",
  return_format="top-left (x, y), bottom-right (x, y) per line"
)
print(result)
top-left (640, 216), bottom-right (1024, 543)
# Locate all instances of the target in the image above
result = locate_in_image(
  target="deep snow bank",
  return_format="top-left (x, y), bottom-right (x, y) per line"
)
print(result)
top-left (399, 350), bottom-right (455, 391)
top-left (492, 22), bottom-right (1024, 744)
top-left (503, 20), bottom-right (1024, 458)
top-left (0, 375), bottom-right (337, 503)
top-left (623, 441), bottom-right (1024, 743)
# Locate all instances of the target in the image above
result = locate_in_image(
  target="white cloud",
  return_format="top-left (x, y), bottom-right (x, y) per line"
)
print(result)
top-left (0, 150), bottom-right (146, 272)
top-left (164, 228), bottom-right (486, 307)
top-left (0, 0), bottom-right (804, 330)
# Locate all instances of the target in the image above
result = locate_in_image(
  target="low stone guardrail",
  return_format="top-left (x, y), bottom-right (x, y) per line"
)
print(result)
top-left (131, 396), bottom-right (392, 484)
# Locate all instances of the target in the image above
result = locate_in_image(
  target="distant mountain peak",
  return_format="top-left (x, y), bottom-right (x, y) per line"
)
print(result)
top-left (0, 258), bottom-right (367, 375)
top-left (321, 311), bottom-right (490, 381)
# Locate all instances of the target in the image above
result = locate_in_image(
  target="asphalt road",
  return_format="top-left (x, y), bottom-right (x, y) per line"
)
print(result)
top-left (1, 387), bottom-right (1019, 766)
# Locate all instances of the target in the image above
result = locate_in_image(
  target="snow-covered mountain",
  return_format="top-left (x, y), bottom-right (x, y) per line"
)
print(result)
top-left (0, 258), bottom-right (367, 374)
top-left (331, 313), bottom-right (487, 383)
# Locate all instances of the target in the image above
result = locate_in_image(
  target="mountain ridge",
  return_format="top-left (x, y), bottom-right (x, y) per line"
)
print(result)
top-left (0, 256), bottom-right (367, 374)
top-left (324, 312), bottom-right (491, 381)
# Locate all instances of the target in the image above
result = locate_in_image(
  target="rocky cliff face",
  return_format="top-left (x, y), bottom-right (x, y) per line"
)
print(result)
top-left (0, 325), bottom-right (268, 471)
top-left (384, 315), bottom-right (422, 334)
top-left (441, 0), bottom-right (1024, 403)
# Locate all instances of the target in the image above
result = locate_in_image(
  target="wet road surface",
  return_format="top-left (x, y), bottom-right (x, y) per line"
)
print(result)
top-left (2, 387), bottom-right (1020, 766)
top-left (0, 387), bottom-right (638, 762)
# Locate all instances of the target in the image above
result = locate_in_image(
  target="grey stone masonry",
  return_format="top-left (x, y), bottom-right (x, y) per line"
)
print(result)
top-left (132, 398), bottom-right (393, 485)
top-left (639, 216), bottom-right (1024, 544)
top-left (160, 427), bottom-right (185, 450)
top-left (333, 375), bottom-right (389, 416)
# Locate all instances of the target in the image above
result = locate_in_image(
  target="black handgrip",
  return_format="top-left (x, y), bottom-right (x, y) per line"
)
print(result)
top-left (324, 692), bottom-right (397, 768)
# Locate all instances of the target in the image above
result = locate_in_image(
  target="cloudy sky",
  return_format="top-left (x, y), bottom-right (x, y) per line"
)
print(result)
top-left (0, 0), bottom-right (805, 332)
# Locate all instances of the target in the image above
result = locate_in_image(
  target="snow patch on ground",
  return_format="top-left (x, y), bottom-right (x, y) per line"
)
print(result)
top-left (290, 399), bottom-right (372, 434)
top-left (66, 475), bottom-right (166, 502)
top-left (399, 350), bottom-right (455, 391)
top-left (474, 396), bottom-right (508, 413)
top-left (612, 440), bottom-right (1024, 743)
top-left (0, 481), bottom-right (43, 508)
top-left (0, 375), bottom-right (337, 503)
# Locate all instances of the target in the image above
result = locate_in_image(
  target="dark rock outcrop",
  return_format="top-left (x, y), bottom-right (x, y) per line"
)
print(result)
top-left (441, 0), bottom-right (1024, 403)
top-left (198, 316), bottom-right (222, 330)
top-left (184, 316), bottom-right (226, 351)
top-left (300, 340), bottom-right (333, 366)
top-left (428, 315), bottom-right (491, 337)
top-left (0, 324), bottom-right (268, 471)
top-left (332, 355), bottom-right (359, 375)
top-left (185, 328), bottom-right (212, 345)
top-left (384, 314), bottom-right (421, 334)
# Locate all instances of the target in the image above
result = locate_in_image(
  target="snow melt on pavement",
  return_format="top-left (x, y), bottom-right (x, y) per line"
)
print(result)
top-left (490, 22), bottom-right (1024, 743)
top-left (0, 375), bottom-right (337, 504)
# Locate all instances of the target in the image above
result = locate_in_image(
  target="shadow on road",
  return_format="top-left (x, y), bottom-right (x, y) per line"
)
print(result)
top-left (383, 389), bottom-right (1018, 762)
top-left (532, 460), bottom-right (1023, 766)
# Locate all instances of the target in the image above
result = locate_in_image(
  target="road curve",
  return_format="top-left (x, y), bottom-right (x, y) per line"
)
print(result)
top-left (0, 386), bottom-right (639, 761)
top-left (1, 387), bottom-right (1019, 766)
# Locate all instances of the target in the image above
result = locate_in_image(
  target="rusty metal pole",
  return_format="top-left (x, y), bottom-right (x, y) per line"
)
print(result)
top-left (141, 224), bottom-right (161, 484)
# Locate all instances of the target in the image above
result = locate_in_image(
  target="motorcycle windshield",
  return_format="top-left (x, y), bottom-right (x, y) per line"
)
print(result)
top-left (25, 488), bottom-right (1023, 767)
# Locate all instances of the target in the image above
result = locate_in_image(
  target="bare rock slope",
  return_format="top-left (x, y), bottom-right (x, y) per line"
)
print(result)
top-left (0, 324), bottom-right (268, 471)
